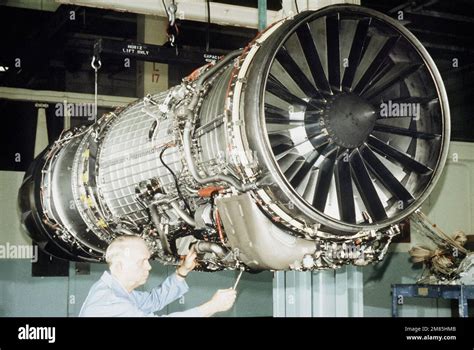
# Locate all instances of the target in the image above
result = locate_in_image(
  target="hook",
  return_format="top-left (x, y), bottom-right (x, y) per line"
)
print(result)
top-left (91, 56), bottom-right (102, 71)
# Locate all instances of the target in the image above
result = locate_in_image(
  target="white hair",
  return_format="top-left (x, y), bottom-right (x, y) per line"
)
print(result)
top-left (105, 236), bottom-right (146, 267)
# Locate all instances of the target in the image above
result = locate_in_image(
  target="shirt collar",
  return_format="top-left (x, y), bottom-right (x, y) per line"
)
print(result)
top-left (100, 271), bottom-right (131, 298)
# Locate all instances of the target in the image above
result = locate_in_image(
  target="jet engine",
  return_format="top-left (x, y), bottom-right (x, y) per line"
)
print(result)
top-left (18, 5), bottom-right (450, 271)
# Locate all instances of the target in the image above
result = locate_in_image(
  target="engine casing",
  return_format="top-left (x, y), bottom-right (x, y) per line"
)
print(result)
top-left (19, 5), bottom-right (450, 271)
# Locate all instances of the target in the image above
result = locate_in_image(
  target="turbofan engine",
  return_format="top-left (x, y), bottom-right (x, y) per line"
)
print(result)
top-left (18, 5), bottom-right (450, 271)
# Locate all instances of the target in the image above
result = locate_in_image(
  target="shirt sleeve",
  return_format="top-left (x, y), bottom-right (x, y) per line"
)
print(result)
top-left (131, 273), bottom-right (189, 314)
top-left (81, 298), bottom-right (150, 317)
top-left (80, 296), bottom-right (203, 317)
top-left (163, 307), bottom-right (203, 317)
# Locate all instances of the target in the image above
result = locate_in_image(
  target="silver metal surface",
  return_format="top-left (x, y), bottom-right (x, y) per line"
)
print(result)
top-left (233, 270), bottom-right (244, 290)
top-left (18, 5), bottom-right (450, 271)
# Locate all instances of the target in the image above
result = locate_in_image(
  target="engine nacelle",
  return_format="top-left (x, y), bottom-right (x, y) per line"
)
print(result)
top-left (18, 5), bottom-right (450, 271)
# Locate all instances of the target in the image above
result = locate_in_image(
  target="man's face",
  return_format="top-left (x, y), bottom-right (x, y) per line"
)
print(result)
top-left (120, 241), bottom-right (152, 289)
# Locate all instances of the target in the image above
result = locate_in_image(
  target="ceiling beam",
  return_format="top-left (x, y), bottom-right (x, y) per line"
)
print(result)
top-left (2, 0), bottom-right (59, 11)
top-left (0, 86), bottom-right (134, 106)
top-left (56, 0), bottom-right (360, 29)
top-left (57, 0), bottom-right (282, 28)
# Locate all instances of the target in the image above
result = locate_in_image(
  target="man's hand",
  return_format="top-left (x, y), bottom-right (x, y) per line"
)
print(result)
top-left (209, 289), bottom-right (237, 313)
top-left (176, 246), bottom-right (197, 278)
top-left (197, 288), bottom-right (237, 317)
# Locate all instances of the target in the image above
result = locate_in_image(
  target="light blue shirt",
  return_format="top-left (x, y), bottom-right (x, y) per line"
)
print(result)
top-left (79, 271), bottom-right (202, 317)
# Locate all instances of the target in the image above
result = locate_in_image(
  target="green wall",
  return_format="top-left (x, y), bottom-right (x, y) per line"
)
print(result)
top-left (0, 260), bottom-right (273, 317)
top-left (363, 252), bottom-right (452, 317)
